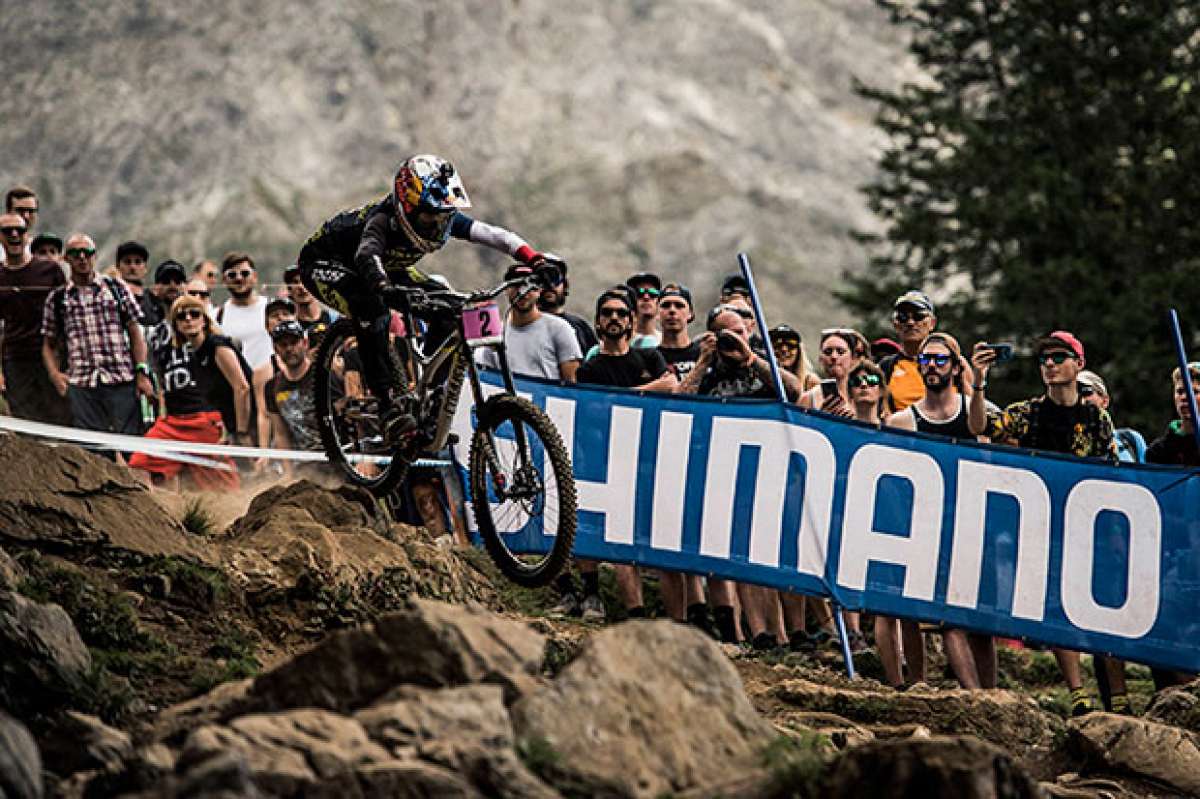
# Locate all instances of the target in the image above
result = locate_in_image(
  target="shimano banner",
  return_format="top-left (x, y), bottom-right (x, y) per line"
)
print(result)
top-left (450, 372), bottom-right (1200, 674)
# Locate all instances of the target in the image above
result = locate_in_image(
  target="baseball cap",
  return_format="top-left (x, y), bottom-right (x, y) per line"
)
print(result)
top-left (660, 283), bottom-right (693, 308)
top-left (769, 324), bottom-right (801, 344)
top-left (30, 232), bottom-right (62, 251)
top-left (116, 240), bottom-right (149, 262)
top-left (894, 290), bottom-right (935, 314)
top-left (626, 272), bottom-right (662, 292)
top-left (154, 259), bottom-right (187, 284)
top-left (720, 274), bottom-right (750, 296)
top-left (1034, 330), bottom-right (1085, 360)
top-left (270, 320), bottom-right (306, 342)
top-left (265, 297), bottom-right (297, 317)
top-left (595, 286), bottom-right (634, 317)
top-left (1076, 370), bottom-right (1108, 397)
top-left (871, 337), bottom-right (903, 359)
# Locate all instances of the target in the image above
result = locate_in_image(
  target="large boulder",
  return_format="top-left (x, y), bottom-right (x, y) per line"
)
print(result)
top-left (774, 678), bottom-right (1061, 750)
top-left (0, 589), bottom-right (92, 715)
top-left (0, 435), bottom-right (205, 560)
top-left (355, 684), bottom-right (557, 799)
top-left (39, 711), bottom-right (133, 777)
top-left (0, 712), bottom-right (42, 799)
top-left (249, 598), bottom-right (546, 714)
top-left (178, 709), bottom-right (391, 797)
top-left (818, 735), bottom-right (1042, 798)
top-left (1069, 712), bottom-right (1200, 796)
top-left (1143, 679), bottom-right (1200, 734)
top-left (220, 481), bottom-right (497, 608)
top-left (512, 620), bottom-right (778, 798)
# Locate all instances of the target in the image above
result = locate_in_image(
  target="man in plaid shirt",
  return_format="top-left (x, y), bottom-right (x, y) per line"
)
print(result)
top-left (40, 233), bottom-right (155, 440)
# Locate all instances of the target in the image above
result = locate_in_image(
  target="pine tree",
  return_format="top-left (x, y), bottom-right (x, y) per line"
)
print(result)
top-left (845, 0), bottom-right (1200, 432)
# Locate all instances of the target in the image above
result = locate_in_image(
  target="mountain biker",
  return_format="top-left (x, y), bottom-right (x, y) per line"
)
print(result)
top-left (297, 154), bottom-right (548, 439)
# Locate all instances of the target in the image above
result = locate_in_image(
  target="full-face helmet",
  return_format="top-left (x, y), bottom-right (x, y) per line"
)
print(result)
top-left (392, 154), bottom-right (472, 252)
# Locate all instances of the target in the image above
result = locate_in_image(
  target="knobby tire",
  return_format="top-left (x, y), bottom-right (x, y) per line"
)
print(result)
top-left (469, 394), bottom-right (577, 587)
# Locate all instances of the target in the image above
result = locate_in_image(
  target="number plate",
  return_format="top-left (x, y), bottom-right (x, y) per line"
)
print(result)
top-left (463, 301), bottom-right (504, 346)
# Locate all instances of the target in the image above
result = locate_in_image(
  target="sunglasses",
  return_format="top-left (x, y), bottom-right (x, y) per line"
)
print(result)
top-left (1038, 351), bottom-right (1075, 365)
top-left (1078, 385), bottom-right (1096, 397)
top-left (659, 299), bottom-right (689, 310)
top-left (633, 287), bottom-right (661, 298)
top-left (1, 226), bottom-right (27, 236)
top-left (917, 353), bottom-right (952, 368)
top-left (599, 306), bottom-right (631, 319)
top-left (223, 268), bottom-right (253, 280)
top-left (721, 288), bottom-right (750, 299)
top-left (772, 339), bottom-right (798, 351)
top-left (187, 289), bottom-right (211, 298)
top-left (894, 310), bottom-right (929, 324)
top-left (848, 373), bottom-right (882, 388)
top-left (65, 247), bottom-right (96, 258)
top-left (176, 308), bottom-right (205, 322)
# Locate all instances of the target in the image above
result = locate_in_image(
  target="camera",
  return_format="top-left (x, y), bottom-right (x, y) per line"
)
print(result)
top-left (716, 330), bottom-right (742, 353)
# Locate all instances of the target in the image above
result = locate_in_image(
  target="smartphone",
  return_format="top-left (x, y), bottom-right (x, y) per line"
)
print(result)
top-left (985, 343), bottom-right (1014, 364)
top-left (820, 379), bottom-right (839, 399)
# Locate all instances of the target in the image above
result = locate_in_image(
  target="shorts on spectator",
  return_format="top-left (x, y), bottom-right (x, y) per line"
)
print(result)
top-left (129, 410), bottom-right (240, 491)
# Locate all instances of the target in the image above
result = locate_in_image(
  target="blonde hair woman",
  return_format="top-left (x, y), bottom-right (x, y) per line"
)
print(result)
top-left (128, 295), bottom-right (250, 490)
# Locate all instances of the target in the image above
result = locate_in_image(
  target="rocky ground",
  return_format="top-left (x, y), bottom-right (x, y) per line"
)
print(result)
top-left (2, 433), bottom-right (1199, 798)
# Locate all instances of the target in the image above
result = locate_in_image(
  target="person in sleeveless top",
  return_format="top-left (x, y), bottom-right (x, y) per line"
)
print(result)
top-left (129, 295), bottom-right (249, 491)
top-left (886, 332), bottom-right (994, 691)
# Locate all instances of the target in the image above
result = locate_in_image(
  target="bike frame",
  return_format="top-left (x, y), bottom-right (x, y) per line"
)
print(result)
top-left (391, 284), bottom-right (535, 464)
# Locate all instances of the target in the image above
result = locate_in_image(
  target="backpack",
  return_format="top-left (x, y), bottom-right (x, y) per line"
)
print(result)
top-left (52, 276), bottom-right (133, 338)
top-left (204, 336), bottom-right (258, 437)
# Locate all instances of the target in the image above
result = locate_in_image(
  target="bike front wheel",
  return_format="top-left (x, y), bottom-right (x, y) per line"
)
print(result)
top-left (469, 394), bottom-right (577, 587)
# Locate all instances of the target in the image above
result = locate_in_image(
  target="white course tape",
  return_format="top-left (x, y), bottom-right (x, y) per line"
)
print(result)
top-left (0, 414), bottom-right (451, 470)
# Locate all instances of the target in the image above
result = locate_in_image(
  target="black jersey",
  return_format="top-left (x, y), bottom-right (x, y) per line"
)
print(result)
top-left (298, 195), bottom-right (474, 287)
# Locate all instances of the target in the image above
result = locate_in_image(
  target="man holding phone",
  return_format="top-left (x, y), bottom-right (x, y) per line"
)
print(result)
top-left (968, 330), bottom-right (1117, 716)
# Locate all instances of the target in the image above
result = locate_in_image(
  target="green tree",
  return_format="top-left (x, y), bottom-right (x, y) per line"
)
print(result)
top-left (845, 0), bottom-right (1200, 433)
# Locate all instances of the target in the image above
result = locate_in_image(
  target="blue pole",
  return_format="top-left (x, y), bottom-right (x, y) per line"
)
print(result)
top-left (737, 252), bottom-right (857, 680)
top-left (1168, 309), bottom-right (1200, 457)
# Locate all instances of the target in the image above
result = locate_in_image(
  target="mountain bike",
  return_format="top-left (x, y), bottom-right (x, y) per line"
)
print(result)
top-left (310, 272), bottom-right (577, 587)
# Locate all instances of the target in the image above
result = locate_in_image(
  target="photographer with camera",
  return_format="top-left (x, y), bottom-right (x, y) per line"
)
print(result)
top-left (677, 304), bottom-right (801, 648)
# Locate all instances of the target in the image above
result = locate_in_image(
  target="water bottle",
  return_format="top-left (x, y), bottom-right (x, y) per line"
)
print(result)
top-left (140, 395), bottom-right (155, 428)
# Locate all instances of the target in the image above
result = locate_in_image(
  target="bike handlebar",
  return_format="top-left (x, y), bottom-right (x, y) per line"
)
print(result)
top-left (382, 273), bottom-right (546, 313)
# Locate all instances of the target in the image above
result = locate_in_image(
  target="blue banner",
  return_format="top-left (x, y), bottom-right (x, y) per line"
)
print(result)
top-left (450, 372), bottom-right (1200, 674)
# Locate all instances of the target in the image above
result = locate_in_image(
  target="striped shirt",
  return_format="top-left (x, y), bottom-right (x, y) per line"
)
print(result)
top-left (41, 276), bottom-right (144, 387)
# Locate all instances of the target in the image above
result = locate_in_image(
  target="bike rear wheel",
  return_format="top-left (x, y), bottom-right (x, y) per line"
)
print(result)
top-left (313, 317), bottom-right (410, 496)
top-left (469, 394), bottom-right (577, 587)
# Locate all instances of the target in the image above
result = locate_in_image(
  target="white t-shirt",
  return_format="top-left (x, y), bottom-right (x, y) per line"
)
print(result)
top-left (477, 313), bottom-right (581, 380)
top-left (217, 296), bottom-right (271, 368)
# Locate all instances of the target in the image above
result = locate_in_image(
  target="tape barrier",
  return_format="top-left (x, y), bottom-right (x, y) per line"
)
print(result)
top-left (0, 414), bottom-right (450, 470)
top-left (451, 370), bottom-right (1200, 674)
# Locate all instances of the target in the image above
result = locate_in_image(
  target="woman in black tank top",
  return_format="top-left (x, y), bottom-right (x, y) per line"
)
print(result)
top-left (128, 296), bottom-right (249, 490)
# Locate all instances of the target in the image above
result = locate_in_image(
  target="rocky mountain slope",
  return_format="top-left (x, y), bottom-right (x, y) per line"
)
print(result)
top-left (2, 1), bottom-right (916, 339)
top-left (3, 435), bottom-right (1200, 797)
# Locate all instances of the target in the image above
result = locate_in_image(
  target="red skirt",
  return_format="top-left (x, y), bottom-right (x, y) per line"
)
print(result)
top-left (129, 411), bottom-right (240, 491)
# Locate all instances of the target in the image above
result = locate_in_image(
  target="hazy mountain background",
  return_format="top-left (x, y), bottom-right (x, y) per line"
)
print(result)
top-left (2, 0), bottom-right (917, 342)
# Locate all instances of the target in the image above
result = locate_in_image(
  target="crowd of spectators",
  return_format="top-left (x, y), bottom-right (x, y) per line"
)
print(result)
top-left (2, 182), bottom-right (1196, 713)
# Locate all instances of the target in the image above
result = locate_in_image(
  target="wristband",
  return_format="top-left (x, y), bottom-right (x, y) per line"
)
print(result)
top-left (514, 245), bottom-right (538, 264)
top-left (135, 362), bottom-right (151, 376)
top-left (972, 383), bottom-right (986, 390)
